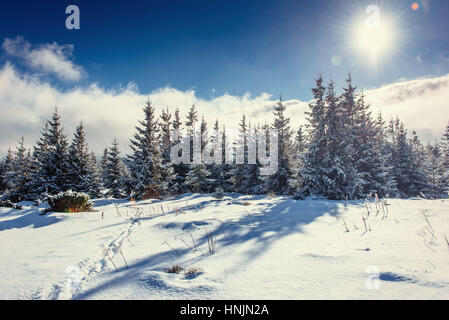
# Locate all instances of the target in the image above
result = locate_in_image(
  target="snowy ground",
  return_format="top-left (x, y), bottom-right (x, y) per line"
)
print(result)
top-left (0, 194), bottom-right (448, 300)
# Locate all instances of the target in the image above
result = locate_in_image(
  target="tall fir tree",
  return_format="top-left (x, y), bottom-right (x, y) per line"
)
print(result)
top-left (186, 115), bottom-right (213, 193)
top-left (265, 97), bottom-right (295, 195)
top-left (7, 137), bottom-right (33, 201)
top-left (31, 108), bottom-right (70, 197)
top-left (128, 101), bottom-right (164, 199)
top-left (0, 148), bottom-right (13, 194)
top-left (439, 123), bottom-right (449, 195)
top-left (172, 108), bottom-right (189, 194)
top-left (67, 122), bottom-right (95, 194)
top-left (105, 139), bottom-right (126, 198)
top-left (300, 75), bottom-right (327, 198)
top-left (158, 107), bottom-right (176, 195)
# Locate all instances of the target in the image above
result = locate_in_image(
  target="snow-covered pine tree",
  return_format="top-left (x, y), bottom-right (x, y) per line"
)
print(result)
top-left (352, 93), bottom-right (394, 198)
top-left (292, 125), bottom-right (305, 189)
top-left (185, 116), bottom-right (213, 193)
top-left (100, 148), bottom-right (109, 186)
top-left (208, 120), bottom-right (226, 190)
top-left (185, 104), bottom-right (199, 164)
top-left (220, 125), bottom-right (233, 192)
top-left (424, 142), bottom-right (445, 198)
top-left (245, 122), bottom-right (263, 194)
top-left (85, 152), bottom-right (102, 198)
top-left (230, 115), bottom-right (250, 193)
top-left (320, 79), bottom-right (349, 200)
top-left (171, 108), bottom-right (188, 194)
top-left (300, 75), bottom-right (327, 198)
top-left (265, 97), bottom-right (295, 195)
top-left (185, 162), bottom-right (214, 193)
top-left (7, 137), bottom-right (34, 202)
top-left (31, 108), bottom-right (71, 197)
top-left (408, 131), bottom-right (429, 196)
top-left (336, 74), bottom-right (363, 199)
top-left (105, 139), bottom-right (126, 198)
top-left (390, 118), bottom-right (415, 197)
top-left (372, 112), bottom-right (398, 197)
top-left (0, 148), bottom-right (13, 194)
top-left (158, 107), bottom-right (176, 195)
top-left (127, 101), bottom-right (164, 199)
top-left (440, 123), bottom-right (449, 195)
top-left (68, 122), bottom-right (93, 193)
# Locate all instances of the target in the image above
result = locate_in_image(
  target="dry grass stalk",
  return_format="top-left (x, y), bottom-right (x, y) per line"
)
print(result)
top-left (103, 248), bottom-right (118, 271)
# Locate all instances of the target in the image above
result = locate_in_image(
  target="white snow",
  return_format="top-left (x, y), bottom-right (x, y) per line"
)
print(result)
top-left (1, 194), bottom-right (448, 300)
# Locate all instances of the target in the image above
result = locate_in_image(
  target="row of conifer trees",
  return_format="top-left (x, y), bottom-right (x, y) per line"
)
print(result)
top-left (0, 74), bottom-right (448, 201)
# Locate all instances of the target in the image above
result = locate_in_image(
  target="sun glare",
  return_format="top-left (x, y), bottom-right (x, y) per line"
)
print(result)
top-left (353, 16), bottom-right (396, 65)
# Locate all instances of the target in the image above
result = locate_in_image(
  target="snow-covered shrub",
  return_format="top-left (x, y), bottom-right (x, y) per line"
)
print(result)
top-left (184, 267), bottom-right (202, 279)
top-left (267, 190), bottom-right (276, 198)
top-left (47, 190), bottom-right (93, 213)
top-left (0, 200), bottom-right (23, 210)
top-left (212, 187), bottom-right (225, 200)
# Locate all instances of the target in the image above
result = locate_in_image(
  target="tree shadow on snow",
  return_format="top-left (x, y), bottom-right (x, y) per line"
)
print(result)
top-left (0, 209), bottom-right (66, 231)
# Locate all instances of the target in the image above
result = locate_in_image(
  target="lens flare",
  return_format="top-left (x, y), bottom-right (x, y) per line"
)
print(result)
top-left (411, 2), bottom-right (420, 11)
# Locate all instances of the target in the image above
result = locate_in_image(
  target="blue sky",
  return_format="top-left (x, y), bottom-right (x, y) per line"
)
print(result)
top-left (1, 0), bottom-right (448, 100)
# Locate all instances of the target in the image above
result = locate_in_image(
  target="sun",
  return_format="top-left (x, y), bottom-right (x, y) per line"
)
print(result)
top-left (352, 16), bottom-right (396, 66)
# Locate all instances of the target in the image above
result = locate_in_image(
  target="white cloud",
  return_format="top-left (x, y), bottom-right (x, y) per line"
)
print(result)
top-left (0, 61), bottom-right (447, 157)
top-left (364, 74), bottom-right (449, 142)
top-left (0, 63), bottom-right (305, 155)
top-left (2, 37), bottom-right (84, 82)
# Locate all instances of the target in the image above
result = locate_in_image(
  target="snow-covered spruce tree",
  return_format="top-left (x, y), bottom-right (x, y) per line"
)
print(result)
top-left (185, 104), bottom-right (199, 164)
top-left (389, 118), bottom-right (420, 197)
top-left (31, 108), bottom-right (71, 197)
top-left (336, 74), bottom-right (363, 199)
top-left (7, 137), bottom-right (34, 202)
top-left (292, 125), bottom-right (305, 191)
top-left (265, 97), bottom-right (295, 195)
top-left (185, 116), bottom-right (214, 193)
top-left (220, 125), bottom-right (233, 192)
top-left (67, 122), bottom-right (99, 196)
top-left (230, 115), bottom-right (251, 193)
top-left (352, 93), bottom-right (394, 198)
top-left (208, 120), bottom-right (229, 191)
top-left (100, 148), bottom-right (109, 186)
top-left (171, 108), bottom-right (188, 194)
top-left (158, 107), bottom-right (177, 195)
top-left (372, 112), bottom-right (398, 197)
top-left (104, 139), bottom-right (126, 198)
top-left (408, 131), bottom-right (430, 196)
top-left (319, 80), bottom-right (349, 200)
top-left (299, 75), bottom-right (327, 198)
top-left (185, 162), bottom-right (214, 193)
top-left (85, 152), bottom-right (102, 198)
top-left (0, 148), bottom-right (13, 194)
top-left (245, 123), bottom-right (263, 194)
top-left (423, 142), bottom-right (446, 198)
top-left (439, 123), bottom-right (449, 195)
top-left (127, 101), bottom-right (164, 199)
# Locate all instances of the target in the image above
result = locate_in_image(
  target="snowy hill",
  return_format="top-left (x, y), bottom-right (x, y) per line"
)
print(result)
top-left (0, 194), bottom-right (448, 300)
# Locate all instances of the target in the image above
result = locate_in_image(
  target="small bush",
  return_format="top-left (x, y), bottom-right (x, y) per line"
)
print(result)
top-left (164, 265), bottom-right (183, 274)
top-left (0, 200), bottom-right (23, 210)
top-left (184, 267), bottom-right (202, 279)
top-left (47, 190), bottom-right (93, 213)
top-left (212, 187), bottom-right (225, 200)
top-left (267, 190), bottom-right (276, 198)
